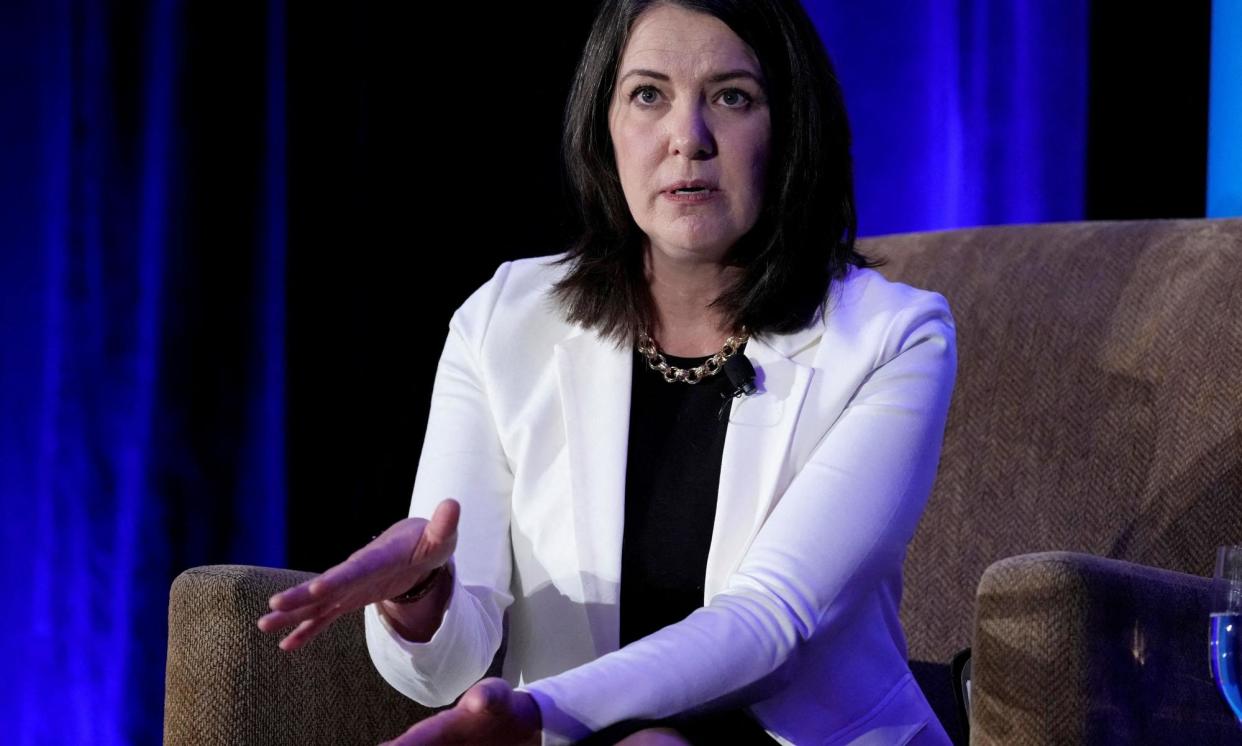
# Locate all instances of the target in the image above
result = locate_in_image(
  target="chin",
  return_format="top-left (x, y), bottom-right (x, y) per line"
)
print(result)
top-left (652, 242), bottom-right (734, 265)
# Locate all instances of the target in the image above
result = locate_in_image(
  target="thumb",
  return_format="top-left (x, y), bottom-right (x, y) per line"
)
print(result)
top-left (462, 679), bottom-right (506, 714)
top-left (423, 498), bottom-right (460, 546)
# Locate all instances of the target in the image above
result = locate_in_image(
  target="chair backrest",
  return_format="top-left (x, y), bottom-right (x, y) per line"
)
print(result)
top-left (864, 218), bottom-right (1242, 736)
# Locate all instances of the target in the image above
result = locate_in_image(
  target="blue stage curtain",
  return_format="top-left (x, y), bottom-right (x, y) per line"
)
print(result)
top-left (1208, 0), bottom-right (1242, 217)
top-left (808, 0), bottom-right (1090, 235)
top-left (0, 0), bottom-right (285, 743)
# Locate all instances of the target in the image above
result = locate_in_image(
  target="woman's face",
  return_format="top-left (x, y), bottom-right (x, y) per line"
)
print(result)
top-left (608, 4), bottom-right (771, 269)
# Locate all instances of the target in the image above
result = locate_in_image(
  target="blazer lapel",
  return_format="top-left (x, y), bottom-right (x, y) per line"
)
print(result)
top-left (553, 315), bottom-right (824, 652)
top-left (703, 321), bottom-right (821, 601)
top-left (554, 329), bottom-right (632, 655)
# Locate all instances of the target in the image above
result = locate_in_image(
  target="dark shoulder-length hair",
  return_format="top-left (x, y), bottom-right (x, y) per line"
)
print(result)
top-left (547, 0), bottom-right (885, 350)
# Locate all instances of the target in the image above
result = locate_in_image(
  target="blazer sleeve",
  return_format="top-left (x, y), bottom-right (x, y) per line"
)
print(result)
top-left (363, 263), bottom-right (517, 707)
top-left (519, 292), bottom-right (958, 742)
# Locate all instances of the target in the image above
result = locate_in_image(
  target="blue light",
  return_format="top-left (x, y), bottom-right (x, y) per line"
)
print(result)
top-left (0, 0), bottom-right (287, 741)
top-left (1209, 0), bottom-right (1242, 217)
top-left (806, 0), bottom-right (1089, 235)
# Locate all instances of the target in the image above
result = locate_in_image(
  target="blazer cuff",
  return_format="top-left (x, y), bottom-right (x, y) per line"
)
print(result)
top-left (367, 555), bottom-right (460, 648)
top-left (363, 556), bottom-right (477, 706)
top-left (517, 685), bottom-right (592, 746)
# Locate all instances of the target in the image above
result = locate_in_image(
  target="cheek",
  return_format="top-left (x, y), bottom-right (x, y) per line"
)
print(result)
top-left (747, 128), bottom-right (772, 196)
top-left (726, 125), bottom-right (771, 223)
top-left (614, 131), bottom-right (655, 199)
top-left (750, 121), bottom-right (772, 173)
top-left (726, 129), bottom-right (770, 192)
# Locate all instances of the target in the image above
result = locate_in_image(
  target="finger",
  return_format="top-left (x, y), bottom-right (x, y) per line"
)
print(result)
top-left (269, 560), bottom-right (367, 609)
top-left (257, 598), bottom-right (332, 633)
top-left (277, 605), bottom-right (345, 652)
top-left (268, 578), bottom-right (322, 612)
top-left (303, 550), bottom-right (384, 600)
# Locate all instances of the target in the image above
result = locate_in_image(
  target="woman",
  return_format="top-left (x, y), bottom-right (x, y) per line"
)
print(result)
top-left (259, 1), bottom-right (957, 744)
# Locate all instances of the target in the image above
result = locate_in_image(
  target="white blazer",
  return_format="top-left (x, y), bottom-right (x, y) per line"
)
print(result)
top-left (364, 252), bottom-right (957, 746)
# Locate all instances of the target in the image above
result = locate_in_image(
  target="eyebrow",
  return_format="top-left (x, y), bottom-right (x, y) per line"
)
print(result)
top-left (617, 68), bottom-right (765, 87)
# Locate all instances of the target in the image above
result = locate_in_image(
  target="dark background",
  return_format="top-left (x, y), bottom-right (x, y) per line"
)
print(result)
top-left (284, 3), bottom-right (600, 569)
top-left (1085, 1), bottom-right (1211, 219)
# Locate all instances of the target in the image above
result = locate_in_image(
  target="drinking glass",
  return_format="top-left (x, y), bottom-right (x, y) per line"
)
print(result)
top-left (1210, 544), bottom-right (1242, 725)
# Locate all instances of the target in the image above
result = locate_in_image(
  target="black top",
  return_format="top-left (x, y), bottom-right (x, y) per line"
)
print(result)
top-left (620, 344), bottom-right (740, 645)
top-left (599, 340), bottom-right (777, 744)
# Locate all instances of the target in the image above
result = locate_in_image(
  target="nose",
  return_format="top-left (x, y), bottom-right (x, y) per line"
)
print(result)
top-left (668, 101), bottom-right (715, 159)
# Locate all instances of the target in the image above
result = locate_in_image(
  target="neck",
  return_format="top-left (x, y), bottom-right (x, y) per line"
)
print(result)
top-left (643, 245), bottom-right (742, 357)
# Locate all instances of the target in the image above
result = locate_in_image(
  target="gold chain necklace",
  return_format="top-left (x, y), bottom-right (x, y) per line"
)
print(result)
top-left (636, 325), bottom-right (749, 384)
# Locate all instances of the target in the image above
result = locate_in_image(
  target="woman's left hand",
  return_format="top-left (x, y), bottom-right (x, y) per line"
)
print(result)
top-left (381, 677), bottom-right (542, 746)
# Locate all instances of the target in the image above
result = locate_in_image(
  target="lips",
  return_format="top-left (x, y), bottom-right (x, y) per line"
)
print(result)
top-left (661, 179), bottom-right (717, 194)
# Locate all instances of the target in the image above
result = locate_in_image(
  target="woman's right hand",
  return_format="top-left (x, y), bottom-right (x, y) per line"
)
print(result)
top-left (257, 498), bottom-right (460, 652)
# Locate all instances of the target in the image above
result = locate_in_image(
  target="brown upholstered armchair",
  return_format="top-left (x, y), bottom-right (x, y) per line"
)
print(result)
top-left (164, 219), bottom-right (1242, 744)
top-left (880, 218), bottom-right (1242, 744)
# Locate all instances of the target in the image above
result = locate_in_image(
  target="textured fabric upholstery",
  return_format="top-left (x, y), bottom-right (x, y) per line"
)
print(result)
top-left (866, 218), bottom-right (1242, 743)
top-left (164, 565), bottom-right (443, 745)
top-left (163, 219), bottom-right (1242, 744)
top-left (971, 552), bottom-right (1230, 745)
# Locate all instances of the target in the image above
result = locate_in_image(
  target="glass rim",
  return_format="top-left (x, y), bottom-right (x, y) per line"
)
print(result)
top-left (1213, 545), bottom-right (1242, 613)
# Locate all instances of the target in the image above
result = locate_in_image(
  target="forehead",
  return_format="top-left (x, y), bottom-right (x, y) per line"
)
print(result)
top-left (618, 4), bottom-right (762, 78)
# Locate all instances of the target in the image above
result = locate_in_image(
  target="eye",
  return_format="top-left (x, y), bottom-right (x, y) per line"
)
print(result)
top-left (717, 88), bottom-right (755, 109)
top-left (629, 85), bottom-right (662, 106)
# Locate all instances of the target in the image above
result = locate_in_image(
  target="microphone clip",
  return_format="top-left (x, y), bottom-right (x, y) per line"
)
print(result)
top-left (716, 355), bottom-right (758, 422)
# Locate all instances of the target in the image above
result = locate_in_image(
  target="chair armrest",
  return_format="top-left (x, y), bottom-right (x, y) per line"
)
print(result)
top-left (969, 551), bottom-right (1237, 745)
top-left (163, 564), bottom-right (438, 745)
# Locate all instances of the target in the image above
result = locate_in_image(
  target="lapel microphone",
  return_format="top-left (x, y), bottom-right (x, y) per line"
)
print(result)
top-left (717, 354), bottom-right (758, 421)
